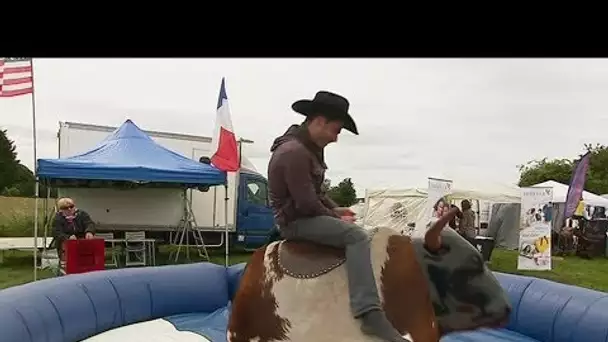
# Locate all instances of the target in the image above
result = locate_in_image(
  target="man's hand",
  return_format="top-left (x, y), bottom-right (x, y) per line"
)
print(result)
top-left (69, 235), bottom-right (76, 240)
top-left (341, 215), bottom-right (357, 224)
top-left (334, 207), bottom-right (355, 217)
top-left (85, 232), bottom-right (94, 239)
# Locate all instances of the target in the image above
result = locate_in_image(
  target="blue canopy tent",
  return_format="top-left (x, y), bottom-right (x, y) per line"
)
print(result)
top-left (33, 120), bottom-right (229, 275)
top-left (37, 119), bottom-right (226, 187)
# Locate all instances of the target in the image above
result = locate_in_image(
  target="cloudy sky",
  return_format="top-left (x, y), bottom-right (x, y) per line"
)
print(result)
top-left (2, 58), bottom-right (608, 196)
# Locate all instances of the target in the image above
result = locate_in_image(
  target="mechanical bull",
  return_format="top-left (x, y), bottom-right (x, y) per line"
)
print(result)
top-left (227, 208), bottom-right (511, 342)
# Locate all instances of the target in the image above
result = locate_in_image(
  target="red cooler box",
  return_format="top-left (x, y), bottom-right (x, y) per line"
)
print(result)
top-left (63, 239), bottom-right (106, 274)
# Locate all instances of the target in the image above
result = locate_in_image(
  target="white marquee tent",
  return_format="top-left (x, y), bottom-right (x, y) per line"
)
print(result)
top-left (487, 180), bottom-right (608, 249)
top-left (531, 180), bottom-right (608, 207)
top-left (358, 178), bottom-right (608, 250)
top-left (527, 180), bottom-right (608, 235)
top-left (360, 176), bottom-right (521, 237)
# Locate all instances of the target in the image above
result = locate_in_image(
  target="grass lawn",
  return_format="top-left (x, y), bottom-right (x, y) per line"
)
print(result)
top-left (1, 245), bottom-right (607, 292)
top-left (490, 248), bottom-right (608, 292)
top-left (0, 246), bottom-right (252, 290)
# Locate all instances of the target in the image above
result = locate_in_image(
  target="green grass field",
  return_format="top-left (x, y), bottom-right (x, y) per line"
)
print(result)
top-left (489, 248), bottom-right (608, 292)
top-left (0, 247), bottom-right (253, 289)
top-left (2, 245), bottom-right (607, 292)
top-left (1, 196), bottom-right (607, 292)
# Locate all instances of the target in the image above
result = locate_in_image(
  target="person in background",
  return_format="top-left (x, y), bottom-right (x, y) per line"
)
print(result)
top-left (542, 202), bottom-right (553, 223)
top-left (592, 206), bottom-right (606, 219)
top-left (573, 196), bottom-right (586, 228)
top-left (53, 197), bottom-right (96, 259)
top-left (585, 205), bottom-right (593, 220)
top-left (459, 199), bottom-right (476, 242)
top-left (556, 218), bottom-right (577, 254)
top-left (448, 204), bottom-right (463, 230)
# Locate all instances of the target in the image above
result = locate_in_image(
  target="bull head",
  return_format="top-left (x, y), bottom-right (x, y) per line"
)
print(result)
top-left (419, 207), bottom-right (512, 335)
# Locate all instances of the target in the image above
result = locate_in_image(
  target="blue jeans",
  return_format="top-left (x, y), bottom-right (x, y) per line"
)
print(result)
top-left (280, 216), bottom-right (382, 317)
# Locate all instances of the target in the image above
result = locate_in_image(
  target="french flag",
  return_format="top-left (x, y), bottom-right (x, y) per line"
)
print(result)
top-left (210, 78), bottom-right (239, 172)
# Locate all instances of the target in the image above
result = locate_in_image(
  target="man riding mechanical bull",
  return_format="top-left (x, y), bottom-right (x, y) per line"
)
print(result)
top-left (227, 91), bottom-right (512, 342)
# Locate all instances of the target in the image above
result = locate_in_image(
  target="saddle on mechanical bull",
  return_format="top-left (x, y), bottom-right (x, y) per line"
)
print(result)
top-left (227, 208), bottom-right (512, 342)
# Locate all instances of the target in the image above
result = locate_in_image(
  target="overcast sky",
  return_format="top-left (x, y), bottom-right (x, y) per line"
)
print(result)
top-left (2, 58), bottom-right (608, 196)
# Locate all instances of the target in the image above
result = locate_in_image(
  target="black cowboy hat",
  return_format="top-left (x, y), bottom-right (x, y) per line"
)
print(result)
top-left (291, 91), bottom-right (359, 135)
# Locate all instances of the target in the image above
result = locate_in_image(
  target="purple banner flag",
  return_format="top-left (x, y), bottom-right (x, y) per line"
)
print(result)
top-left (564, 151), bottom-right (591, 218)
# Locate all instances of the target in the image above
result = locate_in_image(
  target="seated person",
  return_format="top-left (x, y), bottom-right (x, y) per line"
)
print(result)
top-left (556, 218), bottom-right (578, 253)
top-left (53, 197), bottom-right (96, 259)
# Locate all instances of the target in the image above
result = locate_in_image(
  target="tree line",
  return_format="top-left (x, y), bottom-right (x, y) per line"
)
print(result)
top-left (0, 129), bottom-right (56, 197)
top-left (323, 178), bottom-right (359, 208)
top-left (518, 143), bottom-right (608, 195)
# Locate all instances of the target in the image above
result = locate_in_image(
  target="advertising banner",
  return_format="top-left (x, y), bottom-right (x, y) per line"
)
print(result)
top-left (413, 177), bottom-right (453, 238)
top-left (518, 187), bottom-right (553, 271)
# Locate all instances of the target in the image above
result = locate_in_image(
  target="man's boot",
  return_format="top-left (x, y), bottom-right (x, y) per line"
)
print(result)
top-left (359, 309), bottom-right (409, 342)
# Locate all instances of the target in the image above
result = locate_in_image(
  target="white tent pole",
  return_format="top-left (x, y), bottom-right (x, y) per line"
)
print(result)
top-left (224, 184), bottom-right (229, 267)
top-left (33, 183), bottom-right (39, 280)
top-left (43, 186), bottom-right (50, 255)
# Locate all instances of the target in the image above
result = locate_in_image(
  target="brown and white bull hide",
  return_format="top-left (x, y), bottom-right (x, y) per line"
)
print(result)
top-left (227, 227), bottom-right (438, 342)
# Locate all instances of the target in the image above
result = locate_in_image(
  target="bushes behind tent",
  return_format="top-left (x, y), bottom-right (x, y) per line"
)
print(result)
top-left (0, 196), bottom-right (54, 237)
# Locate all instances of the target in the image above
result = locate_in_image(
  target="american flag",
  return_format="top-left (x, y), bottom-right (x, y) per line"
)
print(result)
top-left (0, 57), bottom-right (33, 97)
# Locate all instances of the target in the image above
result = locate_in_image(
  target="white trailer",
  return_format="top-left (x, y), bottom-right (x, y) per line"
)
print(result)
top-left (55, 121), bottom-right (268, 242)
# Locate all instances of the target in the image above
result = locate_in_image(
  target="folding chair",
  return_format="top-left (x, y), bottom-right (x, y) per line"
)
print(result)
top-left (125, 231), bottom-right (147, 267)
top-left (95, 233), bottom-right (119, 268)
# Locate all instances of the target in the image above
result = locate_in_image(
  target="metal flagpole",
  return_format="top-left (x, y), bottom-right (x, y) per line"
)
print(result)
top-left (30, 58), bottom-right (40, 281)
top-left (238, 139), bottom-right (243, 169)
top-left (225, 140), bottom-right (244, 266)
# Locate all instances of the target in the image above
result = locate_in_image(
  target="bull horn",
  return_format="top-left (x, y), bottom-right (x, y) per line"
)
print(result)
top-left (424, 207), bottom-right (459, 252)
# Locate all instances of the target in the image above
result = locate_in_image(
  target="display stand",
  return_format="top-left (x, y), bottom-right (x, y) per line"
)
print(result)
top-left (170, 189), bottom-right (210, 263)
